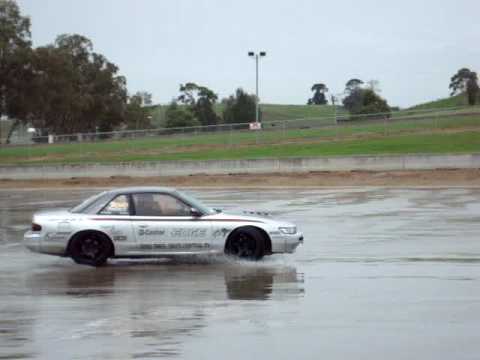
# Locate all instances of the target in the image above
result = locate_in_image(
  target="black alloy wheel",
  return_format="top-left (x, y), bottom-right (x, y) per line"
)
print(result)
top-left (69, 232), bottom-right (113, 267)
top-left (226, 227), bottom-right (265, 260)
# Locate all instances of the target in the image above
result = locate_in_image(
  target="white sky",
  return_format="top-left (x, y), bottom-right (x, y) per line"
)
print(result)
top-left (17, 0), bottom-right (480, 107)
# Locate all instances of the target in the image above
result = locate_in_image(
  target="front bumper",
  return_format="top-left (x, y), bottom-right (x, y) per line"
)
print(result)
top-left (270, 231), bottom-right (304, 254)
top-left (285, 232), bottom-right (304, 253)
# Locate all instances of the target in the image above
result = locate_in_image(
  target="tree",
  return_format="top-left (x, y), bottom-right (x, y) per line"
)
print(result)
top-left (449, 68), bottom-right (479, 106)
top-left (134, 91), bottom-right (152, 107)
top-left (342, 88), bottom-right (364, 114)
top-left (0, 0), bottom-right (33, 142)
top-left (345, 78), bottom-right (364, 94)
top-left (466, 77), bottom-right (480, 106)
top-left (308, 83), bottom-right (328, 105)
top-left (124, 92), bottom-right (153, 130)
top-left (355, 89), bottom-right (390, 116)
top-left (165, 102), bottom-right (199, 128)
top-left (1, 2), bottom-right (134, 142)
top-left (366, 79), bottom-right (381, 93)
top-left (27, 34), bottom-right (128, 136)
top-left (342, 88), bottom-right (390, 119)
top-left (177, 82), bottom-right (219, 126)
top-left (27, 45), bottom-right (75, 136)
top-left (222, 88), bottom-right (256, 124)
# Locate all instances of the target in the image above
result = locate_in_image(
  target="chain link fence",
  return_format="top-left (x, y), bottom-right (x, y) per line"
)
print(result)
top-left (1, 106), bottom-right (479, 156)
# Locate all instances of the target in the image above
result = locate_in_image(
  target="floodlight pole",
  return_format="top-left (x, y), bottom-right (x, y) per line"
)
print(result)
top-left (255, 55), bottom-right (259, 124)
top-left (331, 93), bottom-right (343, 125)
top-left (248, 51), bottom-right (266, 124)
top-left (331, 95), bottom-right (337, 125)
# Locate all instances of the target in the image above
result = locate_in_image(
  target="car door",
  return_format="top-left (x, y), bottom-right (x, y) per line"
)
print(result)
top-left (131, 192), bottom-right (213, 254)
top-left (95, 194), bottom-right (136, 254)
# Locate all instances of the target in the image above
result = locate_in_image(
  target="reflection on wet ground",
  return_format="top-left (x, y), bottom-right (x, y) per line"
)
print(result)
top-left (1, 188), bottom-right (480, 359)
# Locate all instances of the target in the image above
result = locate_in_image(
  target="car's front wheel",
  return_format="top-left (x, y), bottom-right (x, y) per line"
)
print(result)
top-left (225, 227), bottom-right (266, 260)
top-left (69, 231), bottom-right (113, 267)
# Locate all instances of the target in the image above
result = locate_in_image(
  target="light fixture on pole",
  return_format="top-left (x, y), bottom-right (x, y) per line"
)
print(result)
top-left (330, 93), bottom-right (344, 125)
top-left (248, 51), bottom-right (266, 125)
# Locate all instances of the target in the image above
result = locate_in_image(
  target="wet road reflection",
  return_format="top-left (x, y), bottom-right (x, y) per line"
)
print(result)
top-left (25, 261), bottom-right (302, 301)
top-left (1, 188), bottom-right (480, 359)
top-left (1, 259), bottom-right (303, 359)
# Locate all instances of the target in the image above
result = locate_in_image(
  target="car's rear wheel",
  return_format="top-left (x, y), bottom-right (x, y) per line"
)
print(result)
top-left (69, 232), bottom-right (113, 267)
top-left (225, 227), bottom-right (266, 260)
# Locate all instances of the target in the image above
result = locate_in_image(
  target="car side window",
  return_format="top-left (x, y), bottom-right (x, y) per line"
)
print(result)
top-left (100, 195), bottom-right (130, 215)
top-left (133, 193), bottom-right (191, 217)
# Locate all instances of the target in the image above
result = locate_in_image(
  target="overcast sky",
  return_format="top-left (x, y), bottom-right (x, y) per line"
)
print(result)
top-left (17, 0), bottom-right (480, 107)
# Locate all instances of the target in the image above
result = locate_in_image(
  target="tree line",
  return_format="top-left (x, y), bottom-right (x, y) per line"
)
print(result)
top-left (308, 69), bottom-right (480, 118)
top-left (163, 84), bottom-right (257, 129)
top-left (308, 79), bottom-right (390, 119)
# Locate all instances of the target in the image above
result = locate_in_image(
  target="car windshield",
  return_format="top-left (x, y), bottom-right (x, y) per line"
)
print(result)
top-left (70, 191), bottom-right (108, 213)
top-left (176, 190), bottom-right (216, 215)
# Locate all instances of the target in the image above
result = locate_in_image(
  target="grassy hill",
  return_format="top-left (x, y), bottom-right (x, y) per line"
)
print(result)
top-left (212, 103), bottom-right (343, 122)
top-left (407, 94), bottom-right (468, 111)
top-left (148, 103), bottom-right (343, 128)
top-left (149, 95), bottom-right (474, 128)
top-left (258, 104), bottom-right (344, 121)
top-left (1, 95), bottom-right (475, 145)
top-left (1, 111), bottom-right (479, 165)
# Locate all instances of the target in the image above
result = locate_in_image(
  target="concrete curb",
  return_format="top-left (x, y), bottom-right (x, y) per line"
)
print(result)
top-left (1, 153), bottom-right (479, 180)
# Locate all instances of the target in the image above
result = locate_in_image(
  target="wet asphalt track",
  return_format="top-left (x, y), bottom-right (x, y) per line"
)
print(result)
top-left (1, 188), bottom-right (479, 359)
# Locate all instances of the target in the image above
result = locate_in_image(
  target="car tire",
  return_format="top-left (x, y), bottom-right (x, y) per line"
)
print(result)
top-left (69, 231), bottom-right (113, 267)
top-left (225, 227), bottom-right (266, 260)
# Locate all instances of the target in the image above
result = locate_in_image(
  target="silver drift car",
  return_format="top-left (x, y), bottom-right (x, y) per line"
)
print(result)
top-left (24, 187), bottom-right (304, 266)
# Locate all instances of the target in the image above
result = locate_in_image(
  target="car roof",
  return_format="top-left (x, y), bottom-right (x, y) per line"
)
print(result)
top-left (105, 187), bottom-right (178, 196)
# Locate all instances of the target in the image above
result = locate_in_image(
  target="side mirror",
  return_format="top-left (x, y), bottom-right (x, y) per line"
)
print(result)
top-left (190, 208), bottom-right (202, 218)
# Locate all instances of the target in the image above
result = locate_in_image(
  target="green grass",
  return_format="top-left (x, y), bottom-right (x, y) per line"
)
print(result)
top-left (1, 101), bottom-right (480, 166)
top-left (259, 104), bottom-right (344, 121)
top-left (0, 96), bottom-right (474, 142)
top-left (149, 96), bottom-right (477, 129)
top-left (149, 103), bottom-right (343, 127)
top-left (179, 132), bottom-right (480, 160)
top-left (407, 94), bottom-right (468, 111)
top-left (216, 103), bottom-right (344, 122)
top-left (1, 131), bottom-right (478, 165)
top-left (1, 111), bottom-right (479, 165)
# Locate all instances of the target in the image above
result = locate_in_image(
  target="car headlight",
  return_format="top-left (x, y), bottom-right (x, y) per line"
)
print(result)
top-left (279, 226), bottom-right (297, 235)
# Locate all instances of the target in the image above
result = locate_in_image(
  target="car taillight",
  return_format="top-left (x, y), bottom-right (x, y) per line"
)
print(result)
top-left (31, 223), bottom-right (42, 232)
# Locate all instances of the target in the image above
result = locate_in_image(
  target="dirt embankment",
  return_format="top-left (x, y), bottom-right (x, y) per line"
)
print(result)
top-left (1, 169), bottom-right (480, 189)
